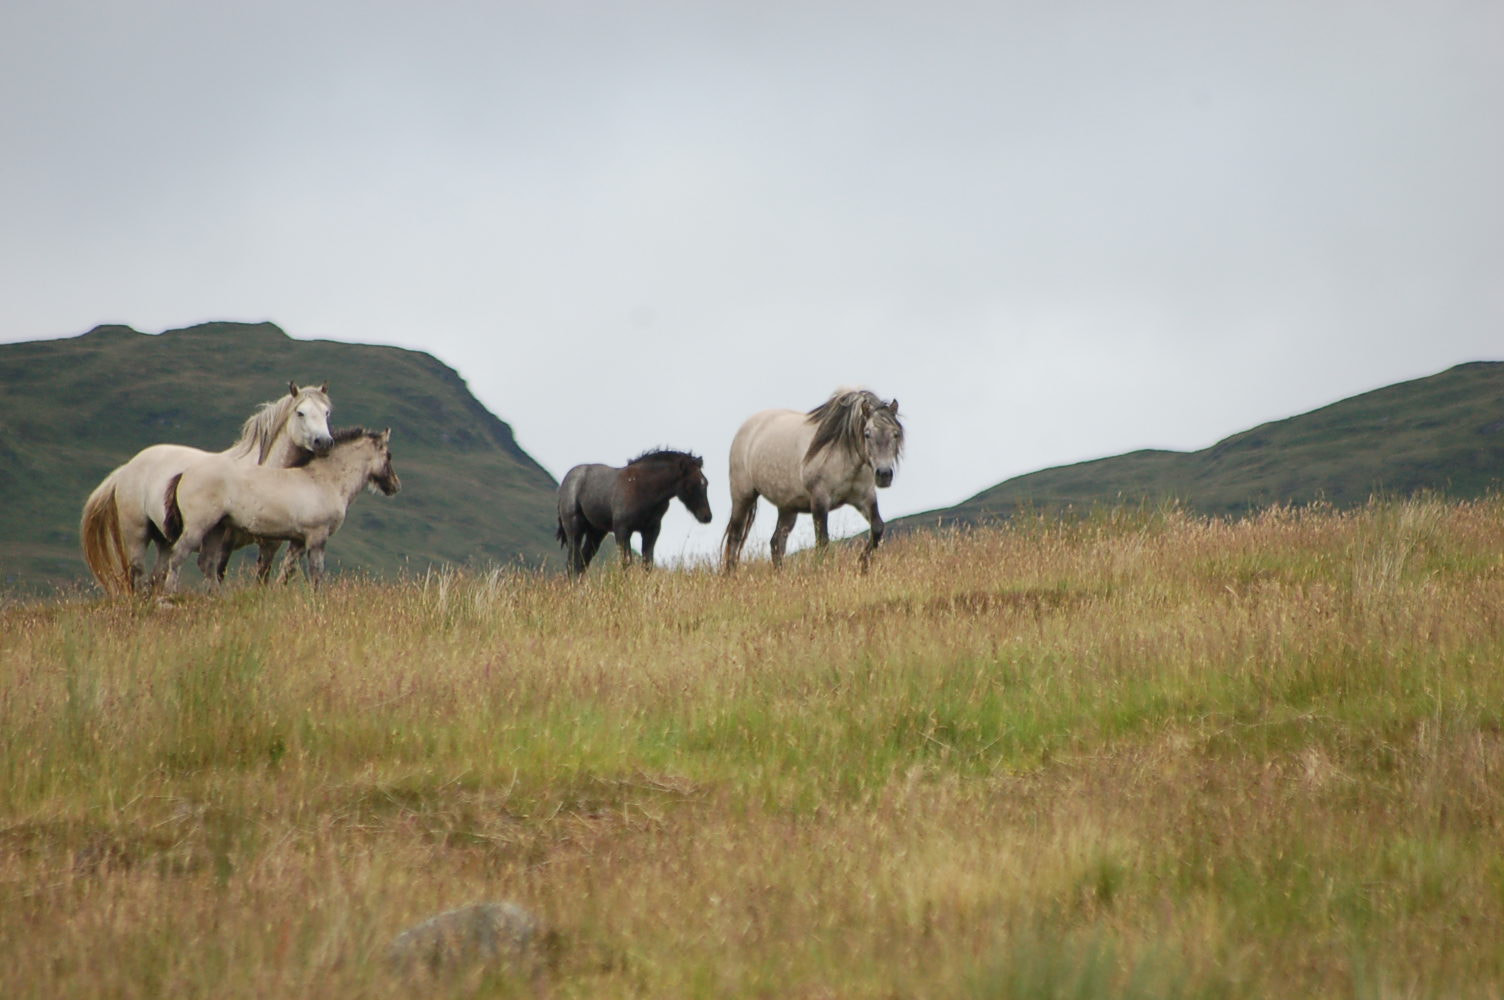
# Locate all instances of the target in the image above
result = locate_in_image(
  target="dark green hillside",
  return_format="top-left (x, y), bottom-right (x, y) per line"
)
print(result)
top-left (898, 361), bottom-right (1504, 530)
top-left (0, 321), bottom-right (560, 592)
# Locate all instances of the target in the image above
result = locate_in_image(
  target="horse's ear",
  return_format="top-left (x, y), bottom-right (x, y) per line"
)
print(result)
top-left (887, 398), bottom-right (899, 414)
top-left (381, 428), bottom-right (392, 444)
top-left (288, 381), bottom-right (300, 396)
top-left (320, 382), bottom-right (328, 393)
top-left (692, 457), bottom-right (704, 469)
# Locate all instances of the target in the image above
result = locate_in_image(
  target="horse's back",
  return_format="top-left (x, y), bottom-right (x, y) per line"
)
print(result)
top-left (174, 452), bottom-right (240, 513)
top-left (558, 463), bottom-right (620, 528)
top-left (112, 443), bottom-right (215, 534)
top-left (730, 409), bottom-right (814, 508)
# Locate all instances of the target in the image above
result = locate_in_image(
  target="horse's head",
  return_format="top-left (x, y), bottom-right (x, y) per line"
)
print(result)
top-left (288, 381), bottom-right (335, 455)
top-left (366, 428), bottom-right (401, 496)
top-left (676, 455), bottom-right (713, 524)
top-left (862, 397), bottom-right (903, 488)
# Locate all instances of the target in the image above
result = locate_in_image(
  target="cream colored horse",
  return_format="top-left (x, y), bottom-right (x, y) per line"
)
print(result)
top-left (723, 388), bottom-right (903, 571)
top-left (158, 427), bottom-right (399, 593)
top-left (79, 382), bottom-right (334, 595)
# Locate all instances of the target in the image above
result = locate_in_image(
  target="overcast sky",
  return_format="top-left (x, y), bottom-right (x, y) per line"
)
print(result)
top-left (3, 1), bottom-right (1501, 562)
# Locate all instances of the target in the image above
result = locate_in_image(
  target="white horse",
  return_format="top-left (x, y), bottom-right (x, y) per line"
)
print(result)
top-left (723, 388), bottom-right (903, 571)
top-left (158, 427), bottom-right (399, 593)
top-left (80, 382), bottom-right (334, 595)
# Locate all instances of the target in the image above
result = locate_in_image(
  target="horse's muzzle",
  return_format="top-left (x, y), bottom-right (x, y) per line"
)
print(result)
top-left (313, 434), bottom-right (335, 455)
top-left (695, 505), bottom-right (713, 524)
top-left (875, 468), bottom-right (894, 488)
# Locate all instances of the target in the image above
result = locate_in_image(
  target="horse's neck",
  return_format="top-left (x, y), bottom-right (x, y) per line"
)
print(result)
top-left (257, 428), bottom-right (305, 467)
top-left (629, 466), bottom-right (681, 505)
top-left (802, 431), bottom-right (868, 497)
top-left (302, 447), bottom-right (370, 506)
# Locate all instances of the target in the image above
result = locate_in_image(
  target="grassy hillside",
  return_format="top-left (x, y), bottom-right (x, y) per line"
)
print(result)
top-left (0, 322), bottom-right (561, 590)
top-left (3, 499), bottom-right (1504, 997)
top-left (899, 361), bottom-right (1504, 530)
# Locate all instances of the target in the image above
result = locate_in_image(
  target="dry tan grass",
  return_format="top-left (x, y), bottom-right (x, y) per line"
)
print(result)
top-left (3, 497), bottom-right (1504, 998)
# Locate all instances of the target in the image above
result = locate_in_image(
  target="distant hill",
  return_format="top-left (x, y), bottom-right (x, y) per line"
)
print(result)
top-left (0, 321), bottom-right (561, 592)
top-left (897, 361), bottom-right (1504, 531)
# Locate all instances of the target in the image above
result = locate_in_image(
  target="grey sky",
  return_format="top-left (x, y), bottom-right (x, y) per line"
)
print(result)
top-left (3, 1), bottom-right (1501, 561)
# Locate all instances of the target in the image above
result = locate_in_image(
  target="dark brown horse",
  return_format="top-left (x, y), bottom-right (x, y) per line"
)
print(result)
top-left (555, 449), bottom-right (712, 577)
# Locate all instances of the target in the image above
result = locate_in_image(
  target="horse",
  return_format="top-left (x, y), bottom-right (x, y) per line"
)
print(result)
top-left (158, 427), bottom-right (400, 593)
top-left (80, 382), bottom-right (335, 595)
top-left (722, 388), bottom-right (903, 571)
top-left (555, 449), bottom-right (713, 577)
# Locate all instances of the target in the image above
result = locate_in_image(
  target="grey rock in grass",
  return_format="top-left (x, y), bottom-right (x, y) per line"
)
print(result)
top-left (386, 901), bottom-right (542, 978)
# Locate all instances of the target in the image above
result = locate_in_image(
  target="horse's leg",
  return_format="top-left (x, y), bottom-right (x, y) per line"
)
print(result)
top-left (639, 522), bottom-right (661, 570)
top-left (579, 527), bottom-right (605, 571)
top-left (564, 516), bottom-right (589, 578)
top-left (196, 531), bottom-right (225, 593)
top-left (306, 545), bottom-right (326, 590)
top-left (160, 519), bottom-right (212, 595)
top-left (146, 535), bottom-right (174, 593)
top-left (196, 524), bottom-right (236, 587)
top-left (722, 493), bottom-right (757, 572)
top-left (275, 542), bottom-right (305, 585)
top-left (769, 508), bottom-right (798, 568)
top-left (212, 537), bottom-right (236, 583)
top-left (196, 524), bottom-right (223, 581)
top-left (160, 543), bottom-right (188, 594)
top-left (561, 519), bottom-right (580, 579)
top-left (295, 532), bottom-right (330, 586)
top-left (125, 527), bottom-right (152, 595)
top-left (615, 525), bottom-right (635, 569)
top-left (128, 559), bottom-right (149, 595)
top-left (216, 540), bottom-right (235, 583)
top-left (205, 527), bottom-right (265, 585)
top-left (810, 493), bottom-right (833, 557)
top-left (254, 541), bottom-right (280, 584)
top-left (856, 494), bottom-right (885, 572)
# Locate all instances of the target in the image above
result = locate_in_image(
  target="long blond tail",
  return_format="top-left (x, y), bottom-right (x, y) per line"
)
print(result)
top-left (80, 472), bottom-right (131, 596)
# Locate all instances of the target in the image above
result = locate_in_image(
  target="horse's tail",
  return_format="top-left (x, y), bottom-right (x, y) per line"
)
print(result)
top-left (80, 471), bottom-right (131, 596)
top-left (162, 473), bottom-right (185, 544)
top-left (721, 497), bottom-right (757, 569)
top-left (555, 519), bottom-right (567, 547)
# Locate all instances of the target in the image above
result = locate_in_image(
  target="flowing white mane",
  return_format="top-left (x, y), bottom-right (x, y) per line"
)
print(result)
top-left (225, 386), bottom-right (331, 463)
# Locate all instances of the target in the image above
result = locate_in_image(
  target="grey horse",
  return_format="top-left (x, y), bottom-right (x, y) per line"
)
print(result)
top-left (723, 388), bottom-right (903, 571)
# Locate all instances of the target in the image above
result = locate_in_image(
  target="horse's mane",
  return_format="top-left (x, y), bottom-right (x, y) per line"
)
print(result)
top-left (286, 426), bottom-right (380, 468)
top-left (332, 426), bottom-right (379, 445)
top-left (804, 389), bottom-right (903, 462)
top-left (225, 386), bottom-right (332, 463)
top-left (626, 448), bottom-right (700, 467)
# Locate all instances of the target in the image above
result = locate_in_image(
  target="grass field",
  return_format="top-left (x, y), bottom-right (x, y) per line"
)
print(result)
top-left (4, 499), bottom-right (1504, 998)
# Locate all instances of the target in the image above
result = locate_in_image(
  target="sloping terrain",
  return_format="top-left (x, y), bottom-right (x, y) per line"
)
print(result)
top-left (899, 361), bottom-right (1504, 529)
